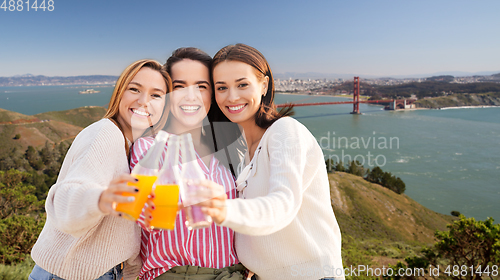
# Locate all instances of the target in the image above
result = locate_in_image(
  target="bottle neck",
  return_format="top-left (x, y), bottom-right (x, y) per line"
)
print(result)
top-left (132, 131), bottom-right (168, 173)
top-left (183, 133), bottom-right (198, 163)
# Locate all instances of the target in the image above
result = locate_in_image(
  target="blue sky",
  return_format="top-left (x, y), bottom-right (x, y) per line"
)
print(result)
top-left (1, 0), bottom-right (499, 77)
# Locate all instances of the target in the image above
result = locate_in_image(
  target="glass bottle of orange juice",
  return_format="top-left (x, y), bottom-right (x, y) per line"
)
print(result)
top-left (180, 133), bottom-right (212, 230)
top-left (149, 134), bottom-right (180, 230)
top-left (116, 130), bottom-right (168, 221)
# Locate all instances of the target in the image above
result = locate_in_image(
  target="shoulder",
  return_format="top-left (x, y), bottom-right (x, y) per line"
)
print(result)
top-left (130, 136), bottom-right (155, 156)
top-left (264, 117), bottom-right (311, 141)
top-left (268, 117), bottom-right (307, 134)
top-left (134, 136), bottom-right (155, 146)
top-left (78, 119), bottom-right (123, 139)
top-left (73, 119), bottom-right (125, 152)
top-left (262, 117), bottom-right (318, 152)
top-left (129, 136), bottom-right (157, 170)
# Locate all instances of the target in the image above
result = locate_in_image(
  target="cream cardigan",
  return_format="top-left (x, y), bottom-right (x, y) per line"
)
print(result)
top-left (31, 119), bottom-right (141, 280)
top-left (221, 117), bottom-right (344, 280)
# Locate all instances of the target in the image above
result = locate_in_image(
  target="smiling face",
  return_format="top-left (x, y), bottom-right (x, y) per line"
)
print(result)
top-left (117, 67), bottom-right (167, 140)
top-left (213, 60), bottom-right (268, 127)
top-left (168, 59), bottom-right (212, 133)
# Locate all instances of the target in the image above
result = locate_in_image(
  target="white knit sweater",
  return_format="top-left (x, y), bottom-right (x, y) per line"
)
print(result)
top-left (220, 117), bottom-right (344, 280)
top-left (31, 119), bottom-right (142, 280)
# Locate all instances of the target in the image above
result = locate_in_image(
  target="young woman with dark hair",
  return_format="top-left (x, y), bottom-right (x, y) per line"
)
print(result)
top-left (130, 47), bottom-right (247, 280)
top-left (198, 44), bottom-right (344, 280)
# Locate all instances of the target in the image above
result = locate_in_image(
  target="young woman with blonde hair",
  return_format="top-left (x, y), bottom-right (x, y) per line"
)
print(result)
top-left (30, 59), bottom-right (172, 280)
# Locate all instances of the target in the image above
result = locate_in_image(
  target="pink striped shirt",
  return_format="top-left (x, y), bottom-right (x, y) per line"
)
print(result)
top-left (130, 136), bottom-right (239, 280)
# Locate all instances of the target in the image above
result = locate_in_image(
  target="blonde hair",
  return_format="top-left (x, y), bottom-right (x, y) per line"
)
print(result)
top-left (103, 59), bottom-right (172, 156)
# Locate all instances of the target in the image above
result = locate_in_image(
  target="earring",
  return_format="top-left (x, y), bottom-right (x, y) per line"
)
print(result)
top-left (201, 125), bottom-right (206, 136)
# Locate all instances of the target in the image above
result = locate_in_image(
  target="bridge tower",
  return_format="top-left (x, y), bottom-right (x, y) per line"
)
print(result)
top-left (351, 76), bottom-right (361, 114)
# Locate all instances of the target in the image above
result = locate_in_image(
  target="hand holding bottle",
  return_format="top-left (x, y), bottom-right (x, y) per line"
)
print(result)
top-left (98, 174), bottom-right (139, 217)
top-left (148, 134), bottom-right (181, 230)
top-left (116, 131), bottom-right (169, 221)
top-left (194, 179), bottom-right (228, 225)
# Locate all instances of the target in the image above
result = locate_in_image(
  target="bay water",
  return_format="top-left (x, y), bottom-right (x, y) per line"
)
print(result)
top-left (1, 86), bottom-right (498, 221)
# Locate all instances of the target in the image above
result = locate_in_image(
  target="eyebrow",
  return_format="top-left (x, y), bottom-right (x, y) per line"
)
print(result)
top-left (173, 80), bottom-right (210, 85)
top-left (214, 77), bottom-right (247, 85)
top-left (129, 81), bottom-right (142, 87)
top-left (129, 81), bottom-right (165, 94)
top-left (153, 88), bottom-right (166, 94)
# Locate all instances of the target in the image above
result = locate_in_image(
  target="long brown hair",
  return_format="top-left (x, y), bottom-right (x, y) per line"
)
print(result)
top-left (103, 59), bottom-right (172, 156)
top-left (212, 43), bottom-right (294, 129)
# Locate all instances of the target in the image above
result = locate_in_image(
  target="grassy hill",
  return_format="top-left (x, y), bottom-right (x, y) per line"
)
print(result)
top-left (0, 108), bottom-right (38, 123)
top-left (415, 92), bottom-right (500, 108)
top-left (35, 106), bottom-right (107, 128)
top-left (330, 172), bottom-right (455, 270)
top-left (0, 107), bottom-right (106, 157)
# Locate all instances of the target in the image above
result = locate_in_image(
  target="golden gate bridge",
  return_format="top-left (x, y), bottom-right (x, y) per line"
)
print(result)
top-left (276, 77), bottom-right (416, 114)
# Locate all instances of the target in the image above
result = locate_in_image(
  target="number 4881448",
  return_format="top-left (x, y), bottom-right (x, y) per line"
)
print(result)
top-left (1, 0), bottom-right (54, 11)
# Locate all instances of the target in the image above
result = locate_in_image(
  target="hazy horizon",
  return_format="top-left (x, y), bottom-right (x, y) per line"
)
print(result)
top-left (3, 70), bottom-right (499, 80)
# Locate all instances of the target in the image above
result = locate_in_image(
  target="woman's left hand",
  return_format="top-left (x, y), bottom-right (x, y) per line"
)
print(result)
top-left (195, 179), bottom-right (228, 224)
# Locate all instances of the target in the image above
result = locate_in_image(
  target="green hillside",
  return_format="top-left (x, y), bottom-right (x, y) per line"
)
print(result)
top-left (330, 172), bottom-right (456, 270)
top-left (415, 92), bottom-right (500, 108)
top-left (0, 107), bottom-right (106, 157)
top-left (35, 106), bottom-right (107, 128)
top-left (331, 172), bottom-right (453, 244)
top-left (0, 108), bottom-right (37, 123)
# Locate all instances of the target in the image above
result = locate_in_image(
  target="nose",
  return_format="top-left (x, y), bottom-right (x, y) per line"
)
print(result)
top-left (227, 88), bottom-right (240, 103)
top-left (137, 92), bottom-right (150, 107)
top-left (185, 85), bottom-right (199, 101)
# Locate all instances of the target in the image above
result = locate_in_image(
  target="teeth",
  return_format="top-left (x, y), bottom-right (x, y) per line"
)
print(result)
top-left (132, 109), bottom-right (150, 116)
top-left (180, 105), bottom-right (200, 112)
top-left (228, 105), bottom-right (245, 111)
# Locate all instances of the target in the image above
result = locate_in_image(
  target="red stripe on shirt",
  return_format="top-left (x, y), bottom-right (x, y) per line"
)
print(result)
top-left (130, 136), bottom-right (239, 280)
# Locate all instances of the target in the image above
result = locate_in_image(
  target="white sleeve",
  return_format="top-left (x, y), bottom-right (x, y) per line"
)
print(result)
top-left (221, 119), bottom-right (312, 235)
top-left (45, 123), bottom-right (126, 238)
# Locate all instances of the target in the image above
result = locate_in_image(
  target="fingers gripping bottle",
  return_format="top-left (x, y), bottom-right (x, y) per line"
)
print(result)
top-left (116, 130), bottom-right (168, 221)
top-left (149, 134), bottom-right (181, 230)
top-left (180, 133), bottom-right (212, 230)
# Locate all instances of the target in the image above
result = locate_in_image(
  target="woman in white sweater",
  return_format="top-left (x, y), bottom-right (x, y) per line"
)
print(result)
top-left (30, 59), bottom-right (172, 280)
top-left (197, 44), bottom-right (345, 280)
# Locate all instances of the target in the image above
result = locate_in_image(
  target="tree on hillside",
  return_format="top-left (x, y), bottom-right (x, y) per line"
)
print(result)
top-left (335, 161), bottom-right (345, 172)
top-left (384, 215), bottom-right (500, 280)
top-left (379, 172), bottom-right (406, 194)
top-left (0, 170), bottom-right (45, 264)
top-left (366, 166), bottom-right (384, 184)
top-left (1, 143), bottom-right (69, 200)
top-left (347, 160), bottom-right (366, 177)
top-left (25, 146), bottom-right (43, 170)
top-left (325, 159), bottom-right (335, 173)
top-left (0, 170), bottom-right (44, 220)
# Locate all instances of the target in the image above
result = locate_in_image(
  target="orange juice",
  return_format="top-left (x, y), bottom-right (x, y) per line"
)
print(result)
top-left (150, 184), bottom-right (179, 230)
top-left (116, 174), bottom-right (157, 221)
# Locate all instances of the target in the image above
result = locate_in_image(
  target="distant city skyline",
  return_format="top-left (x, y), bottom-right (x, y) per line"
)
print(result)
top-left (1, 0), bottom-right (499, 77)
top-left (3, 70), bottom-right (500, 80)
